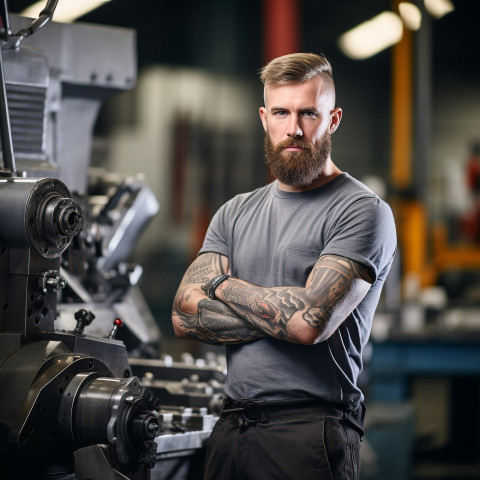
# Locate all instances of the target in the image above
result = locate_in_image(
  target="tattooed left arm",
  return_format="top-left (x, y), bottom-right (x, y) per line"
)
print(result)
top-left (214, 254), bottom-right (374, 345)
top-left (172, 252), bottom-right (266, 345)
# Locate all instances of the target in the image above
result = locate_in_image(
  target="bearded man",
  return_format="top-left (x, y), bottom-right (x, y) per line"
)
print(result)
top-left (172, 52), bottom-right (397, 480)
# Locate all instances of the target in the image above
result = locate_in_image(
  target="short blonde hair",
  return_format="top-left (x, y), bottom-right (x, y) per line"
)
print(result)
top-left (259, 52), bottom-right (333, 86)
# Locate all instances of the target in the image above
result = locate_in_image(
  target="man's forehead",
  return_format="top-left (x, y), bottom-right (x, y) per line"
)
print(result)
top-left (264, 76), bottom-right (334, 108)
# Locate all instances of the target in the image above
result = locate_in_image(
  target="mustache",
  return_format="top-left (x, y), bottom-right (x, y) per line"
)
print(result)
top-left (275, 138), bottom-right (313, 150)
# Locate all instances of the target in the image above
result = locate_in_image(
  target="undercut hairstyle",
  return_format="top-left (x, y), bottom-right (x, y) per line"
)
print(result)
top-left (259, 52), bottom-right (333, 86)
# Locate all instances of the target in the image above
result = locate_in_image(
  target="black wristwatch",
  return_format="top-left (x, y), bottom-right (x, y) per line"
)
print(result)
top-left (202, 274), bottom-right (232, 300)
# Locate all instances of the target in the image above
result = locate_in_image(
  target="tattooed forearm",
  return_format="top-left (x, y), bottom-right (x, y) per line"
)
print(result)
top-left (216, 255), bottom-right (372, 344)
top-left (173, 252), bottom-right (262, 345)
top-left (219, 282), bottom-right (300, 340)
top-left (172, 291), bottom-right (265, 345)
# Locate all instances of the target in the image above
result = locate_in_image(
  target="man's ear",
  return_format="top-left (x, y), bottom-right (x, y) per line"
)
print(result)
top-left (329, 107), bottom-right (342, 134)
top-left (259, 106), bottom-right (267, 132)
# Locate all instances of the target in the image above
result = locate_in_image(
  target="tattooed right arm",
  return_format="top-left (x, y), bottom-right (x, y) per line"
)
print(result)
top-left (172, 252), bottom-right (265, 345)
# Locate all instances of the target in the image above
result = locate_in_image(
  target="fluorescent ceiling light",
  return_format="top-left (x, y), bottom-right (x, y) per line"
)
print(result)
top-left (424, 0), bottom-right (455, 18)
top-left (338, 11), bottom-right (404, 60)
top-left (21, 0), bottom-right (112, 23)
top-left (399, 2), bottom-right (422, 30)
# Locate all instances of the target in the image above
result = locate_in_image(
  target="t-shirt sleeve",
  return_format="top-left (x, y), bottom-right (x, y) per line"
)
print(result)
top-left (321, 196), bottom-right (397, 282)
top-left (198, 202), bottom-right (231, 258)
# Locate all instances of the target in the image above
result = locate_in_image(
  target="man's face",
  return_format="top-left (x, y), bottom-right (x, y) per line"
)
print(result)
top-left (259, 75), bottom-right (342, 188)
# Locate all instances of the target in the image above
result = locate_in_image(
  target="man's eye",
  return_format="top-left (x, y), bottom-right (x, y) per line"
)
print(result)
top-left (274, 111), bottom-right (287, 116)
top-left (303, 111), bottom-right (317, 117)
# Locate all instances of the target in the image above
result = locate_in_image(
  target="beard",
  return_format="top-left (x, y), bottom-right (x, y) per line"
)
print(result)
top-left (264, 130), bottom-right (332, 188)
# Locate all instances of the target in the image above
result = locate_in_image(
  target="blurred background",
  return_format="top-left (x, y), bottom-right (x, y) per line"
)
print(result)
top-left (3, 0), bottom-right (480, 478)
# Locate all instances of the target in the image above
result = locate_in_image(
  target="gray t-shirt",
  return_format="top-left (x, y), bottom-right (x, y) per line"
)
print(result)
top-left (199, 173), bottom-right (396, 409)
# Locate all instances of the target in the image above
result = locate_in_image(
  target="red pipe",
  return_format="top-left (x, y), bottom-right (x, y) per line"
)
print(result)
top-left (262, 0), bottom-right (301, 63)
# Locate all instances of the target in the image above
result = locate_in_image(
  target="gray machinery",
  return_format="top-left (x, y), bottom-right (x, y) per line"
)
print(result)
top-left (0, 3), bottom-right (162, 479)
top-left (0, 2), bottom-right (224, 479)
top-left (0, 6), bottom-right (162, 353)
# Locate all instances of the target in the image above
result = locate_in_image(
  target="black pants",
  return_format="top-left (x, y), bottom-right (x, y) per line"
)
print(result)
top-left (203, 399), bottom-right (362, 480)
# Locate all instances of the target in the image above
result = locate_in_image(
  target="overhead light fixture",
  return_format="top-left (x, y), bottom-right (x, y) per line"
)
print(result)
top-left (338, 11), bottom-right (404, 60)
top-left (21, 0), bottom-right (112, 23)
top-left (399, 2), bottom-right (422, 30)
top-left (424, 0), bottom-right (455, 18)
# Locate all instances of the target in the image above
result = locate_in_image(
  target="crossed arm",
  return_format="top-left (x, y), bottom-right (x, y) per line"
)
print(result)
top-left (171, 252), bottom-right (374, 346)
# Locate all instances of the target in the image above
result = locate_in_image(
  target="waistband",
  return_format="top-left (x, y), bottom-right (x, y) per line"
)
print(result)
top-left (220, 396), bottom-right (366, 436)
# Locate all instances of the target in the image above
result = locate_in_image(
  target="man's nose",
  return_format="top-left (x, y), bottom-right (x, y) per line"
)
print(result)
top-left (287, 116), bottom-right (303, 138)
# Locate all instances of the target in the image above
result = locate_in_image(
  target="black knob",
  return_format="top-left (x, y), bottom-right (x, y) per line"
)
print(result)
top-left (73, 309), bottom-right (95, 335)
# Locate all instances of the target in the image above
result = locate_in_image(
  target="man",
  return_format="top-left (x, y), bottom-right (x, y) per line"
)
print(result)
top-left (172, 52), bottom-right (396, 480)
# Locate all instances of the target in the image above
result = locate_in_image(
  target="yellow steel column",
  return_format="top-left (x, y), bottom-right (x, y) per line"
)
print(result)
top-left (391, 0), bottom-right (430, 287)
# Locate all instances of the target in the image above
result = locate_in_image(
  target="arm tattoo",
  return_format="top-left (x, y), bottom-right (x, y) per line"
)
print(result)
top-left (181, 252), bottom-right (225, 286)
top-left (173, 252), bottom-right (264, 345)
top-left (173, 291), bottom-right (265, 345)
top-left (300, 254), bottom-right (372, 329)
top-left (219, 282), bottom-right (300, 340)
top-left (219, 255), bottom-right (373, 341)
top-left (310, 255), bottom-right (374, 285)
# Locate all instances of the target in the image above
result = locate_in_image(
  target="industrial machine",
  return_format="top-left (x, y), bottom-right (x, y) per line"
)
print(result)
top-left (0, 150), bottom-right (162, 478)
top-left (0, 4), bottom-right (162, 479)
top-left (0, 2), bottom-right (223, 479)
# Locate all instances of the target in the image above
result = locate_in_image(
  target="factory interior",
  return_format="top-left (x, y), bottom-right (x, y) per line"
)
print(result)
top-left (0, 0), bottom-right (479, 479)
